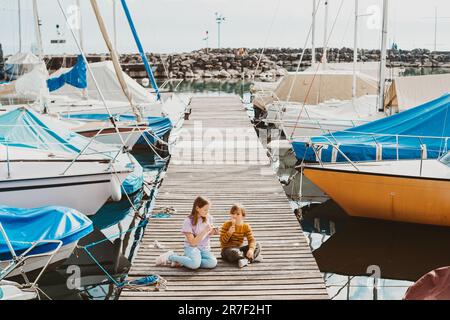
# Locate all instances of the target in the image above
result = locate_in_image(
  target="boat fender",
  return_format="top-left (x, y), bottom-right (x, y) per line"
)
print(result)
top-left (110, 176), bottom-right (122, 202)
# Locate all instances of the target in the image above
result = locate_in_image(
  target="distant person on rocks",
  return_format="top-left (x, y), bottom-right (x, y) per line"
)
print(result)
top-left (220, 204), bottom-right (262, 268)
top-left (155, 196), bottom-right (219, 269)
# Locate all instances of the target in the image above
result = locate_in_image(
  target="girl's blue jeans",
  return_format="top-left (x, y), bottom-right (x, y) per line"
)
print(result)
top-left (168, 246), bottom-right (217, 270)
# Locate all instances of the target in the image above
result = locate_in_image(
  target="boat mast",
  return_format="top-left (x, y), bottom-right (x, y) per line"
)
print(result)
top-left (311, 0), bottom-right (316, 65)
top-left (90, 0), bottom-right (142, 121)
top-left (120, 0), bottom-right (161, 101)
top-left (322, 0), bottom-right (329, 66)
top-left (32, 0), bottom-right (44, 59)
top-left (113, 0), bottom-right (118, 50)
top-left (76, 0), bottom-right (85, 51)
top-left (352, 0), bottom-right (358, 99)
top-left (377, 0), bottom-right (389, 112)
top-left (434, 6), bottom-right (437, 53)
top-left (18, 0), bottom-right (22, 52)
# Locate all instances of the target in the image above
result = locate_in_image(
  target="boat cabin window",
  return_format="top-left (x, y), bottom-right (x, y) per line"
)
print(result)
top-left (441, 153), bottom-right (450, 167)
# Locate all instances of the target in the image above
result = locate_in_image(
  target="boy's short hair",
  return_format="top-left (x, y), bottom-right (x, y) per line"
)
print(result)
top-left (230, 203), bottom-right (246, 217)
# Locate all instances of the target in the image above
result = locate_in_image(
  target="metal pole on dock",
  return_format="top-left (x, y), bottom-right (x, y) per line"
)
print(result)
top-left (377, 0), bottom-right (389, 112)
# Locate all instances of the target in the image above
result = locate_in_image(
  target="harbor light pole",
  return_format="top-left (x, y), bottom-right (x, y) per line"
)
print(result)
top-left (215, 12), bottom-right (226, 49)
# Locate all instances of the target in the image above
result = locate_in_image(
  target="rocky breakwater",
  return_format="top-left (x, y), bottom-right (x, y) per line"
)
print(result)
top-left (121, 47), bottom-right (450, 79)
top-left (121, 48), bottom-right (288, 80)
top-left (43, 47), bottom-right (450, 80)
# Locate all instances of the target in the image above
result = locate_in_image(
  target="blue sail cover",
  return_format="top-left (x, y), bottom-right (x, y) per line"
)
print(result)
top-left (0, 206), bottom-right (93, 260)
top-left (63, 113), bottom-right (173, 144)
top-left (292, 93), bottom-right (450, 162)
top-left (47, 55), bottom-right (87, 92)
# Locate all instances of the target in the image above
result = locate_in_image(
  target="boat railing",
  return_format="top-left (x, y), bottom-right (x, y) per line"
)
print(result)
top-left (153, 79), bottom-right (184, 93)
top-left (303, 135), bottom-right (361, 172)
top-left (0, 223), bottom-right (63, 286)
top-left (293, 131), bottom-right (449, 170)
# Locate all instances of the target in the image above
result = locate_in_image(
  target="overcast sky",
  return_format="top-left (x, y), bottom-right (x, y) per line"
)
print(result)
top-left (1, 0), bottom-right (449, 55)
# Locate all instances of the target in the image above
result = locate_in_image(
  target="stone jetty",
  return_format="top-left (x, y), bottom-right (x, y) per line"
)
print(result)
top-left (40, 47), bottom-right (450, 80)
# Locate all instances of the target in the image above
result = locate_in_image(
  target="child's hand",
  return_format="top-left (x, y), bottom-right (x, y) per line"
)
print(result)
top-left (246, 249), bottom-right (255, 260)
top-left (227, 224), bottom-right (235, 235)
top-left (210, 226), bottom-right (219, 236)
top-left (203, 224), bottom-right (213, 235)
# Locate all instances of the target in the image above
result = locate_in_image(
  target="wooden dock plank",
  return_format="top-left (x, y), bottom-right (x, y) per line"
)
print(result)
top-left (120, 96), bottom-right (328, 300)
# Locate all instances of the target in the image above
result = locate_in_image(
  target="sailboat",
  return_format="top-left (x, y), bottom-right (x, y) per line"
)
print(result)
top-left (253, 0), bottom-right (391, 139)
top-left (0, 206), bottom-right (93, 279)
top-left (0, 107), bottom-right (133, 215)
top-left (303, 152), bottom-right (450, 227)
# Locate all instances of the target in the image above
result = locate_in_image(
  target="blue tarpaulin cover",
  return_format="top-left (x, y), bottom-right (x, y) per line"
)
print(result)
top-left (64, 113), bottom-right (173, 144)
top-left (292, 93), bottom-right (450, 162)
top-left (47, 55), bottom-right (87, 92)
top-left (122, 160), bottom-right (144, 195)
top-left (0, 107), bottom-right (141, 192)
top-left (0, 206), bottom-right (93, 260)
top-left (0, 107), bottom-right (85, 153)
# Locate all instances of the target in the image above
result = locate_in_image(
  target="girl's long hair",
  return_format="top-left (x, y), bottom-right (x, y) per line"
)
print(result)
top-left (189, 196), bottom-right (210, 225)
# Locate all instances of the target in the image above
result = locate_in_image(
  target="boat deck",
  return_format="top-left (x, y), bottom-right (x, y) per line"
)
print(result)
top-left (120, 96), bottom-right (328, 300)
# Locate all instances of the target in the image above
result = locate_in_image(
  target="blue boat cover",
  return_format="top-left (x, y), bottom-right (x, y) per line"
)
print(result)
top-left (0, 206), bottom-right (93, 260)
top-left (292, 93), bottom-right (450, 162)
top-left (0, 108), bottom-right (143, 193)
top-left (122, 157), bottom-right (144, 195)
top-left (63, 113), bottom-right (173, 144)
top-left (0, 107), bottom-right (85, 153)
top-left (47, 55), bottom-right (87, 92)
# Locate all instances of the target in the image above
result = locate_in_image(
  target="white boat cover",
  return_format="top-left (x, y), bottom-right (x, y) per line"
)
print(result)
top-left (385, 73), bottom-right (450, 112)
top-left (0, 63), bottom-right (49, 100)
top-left (50, 61), bottom-right (157, 105)
top-left (5, 52), bottom-right (41, 65)
top-left (254, 71), bottom-right (378, 111)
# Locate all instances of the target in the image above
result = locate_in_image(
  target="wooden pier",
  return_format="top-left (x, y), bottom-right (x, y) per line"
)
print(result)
top-left (120, 96), bottom-right (328, 300)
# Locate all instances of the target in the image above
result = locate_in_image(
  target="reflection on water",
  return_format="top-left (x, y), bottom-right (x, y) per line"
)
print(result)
top-left (293, 186), bottom-right (450, 300)
top-left (156, 79), bottom-right (254, 103)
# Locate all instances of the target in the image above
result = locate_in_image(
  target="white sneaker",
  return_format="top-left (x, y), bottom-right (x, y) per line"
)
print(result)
top-left (238, 258), bottom-right (249, 268)
top-left (155, 250), bottom-right (174, 266)
top-left (253, 254), bottom-right (263, 263)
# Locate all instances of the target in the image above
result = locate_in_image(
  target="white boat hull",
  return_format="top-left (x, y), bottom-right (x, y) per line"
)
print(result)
top-left (0, 162), bottom-right (130, 215)
top-left (0, 241), bottom-right (78, 279)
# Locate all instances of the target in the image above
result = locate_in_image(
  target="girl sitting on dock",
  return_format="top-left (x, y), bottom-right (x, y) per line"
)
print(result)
top-left (155, 196), bottom-right (218, 269)
top-left (220, 204), bottom-right (262, 268)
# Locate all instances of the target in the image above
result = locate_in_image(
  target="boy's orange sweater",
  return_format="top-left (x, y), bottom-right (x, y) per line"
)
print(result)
top-left (220, 221), bottom-right (256, 250)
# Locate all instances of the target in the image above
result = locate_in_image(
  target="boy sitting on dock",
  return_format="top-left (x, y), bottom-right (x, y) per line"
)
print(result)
top-left (220, 204), bottom-right (262, 268)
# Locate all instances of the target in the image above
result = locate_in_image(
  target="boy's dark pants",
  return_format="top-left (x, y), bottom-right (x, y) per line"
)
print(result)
top-left (221, 243), bottom-right (261, 263)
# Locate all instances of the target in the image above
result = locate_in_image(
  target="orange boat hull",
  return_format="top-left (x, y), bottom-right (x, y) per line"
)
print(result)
top-left (304, 167), bottom-right (450, 227)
